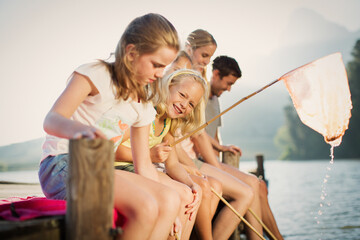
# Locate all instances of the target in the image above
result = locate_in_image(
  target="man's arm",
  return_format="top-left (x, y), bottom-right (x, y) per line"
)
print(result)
top-left (191, 131), bottom-right (222, 168)
top-left (206, 130), bottom-right (242, 156)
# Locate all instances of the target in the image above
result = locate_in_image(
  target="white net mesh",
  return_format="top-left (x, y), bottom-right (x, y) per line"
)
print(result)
top-left (280, 52), bottom-right (352, 147)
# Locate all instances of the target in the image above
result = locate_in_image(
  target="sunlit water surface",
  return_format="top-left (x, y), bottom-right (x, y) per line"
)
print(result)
top-left (0, 160), bottom-right (359, 239)
top-left (240, 159), bottom-right (360, 240)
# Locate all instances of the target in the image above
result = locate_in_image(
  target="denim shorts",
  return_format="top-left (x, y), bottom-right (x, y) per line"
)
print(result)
top-left (114, 163), bottom-right (135, 172)
top-left (38, 154), bottom-right (69, 200)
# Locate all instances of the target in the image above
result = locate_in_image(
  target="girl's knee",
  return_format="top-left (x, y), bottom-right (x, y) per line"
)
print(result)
top-left (119, 195), bottom-right (159, 227)
top-left (247, 174), bottom-right (261, 194)
top-left (197, 178), bottom-right (212, 199)
top-left (179, 183), bottom-right (199, 207)
top-left (208, 177), bottom-right (222, 196)
top-left (158, 186), bottom-right (181, 215)
top-left (235, 184), bottom-right (254, 208)
top-left (245, 187), bottom-right (255, 206)
top-left (140, 196), bottom-right (159, 218)
top-left (137, 199), bottom-right (159, 226)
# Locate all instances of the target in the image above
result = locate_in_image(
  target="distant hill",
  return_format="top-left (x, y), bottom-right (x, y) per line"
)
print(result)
top-left (220, 8), bottom-right (360, 161)
top-left (0, 138), bottom-right (44, 171)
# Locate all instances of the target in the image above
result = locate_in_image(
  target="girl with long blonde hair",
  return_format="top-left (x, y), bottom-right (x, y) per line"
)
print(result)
top-left (39, 13), bottom-right (182, 240)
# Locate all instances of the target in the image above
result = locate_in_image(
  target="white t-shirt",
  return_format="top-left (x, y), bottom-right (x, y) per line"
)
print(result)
top-left (41, 62), bottom-right (156, 160)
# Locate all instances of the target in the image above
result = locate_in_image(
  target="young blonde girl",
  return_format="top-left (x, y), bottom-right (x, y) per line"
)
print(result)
top-left (175, 33), bottom-right (260, 239)
top-left (163, 52), bottom-right (223, 240)
top-left (160, 52), bottom-right (256, 240)
top-left (115, 69), bottom-right (207, 240)
top-left (39, 13), bottom-right (182, 240)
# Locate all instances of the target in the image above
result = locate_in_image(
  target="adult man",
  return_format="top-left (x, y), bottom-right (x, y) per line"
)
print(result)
top-left (202, 55), bottom-right (242, 159)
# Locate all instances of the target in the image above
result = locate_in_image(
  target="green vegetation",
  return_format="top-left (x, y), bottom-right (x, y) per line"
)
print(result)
top-left (275, 39), bottom-right (360, 160)
top-left (337, 39), bottom-right (360, 158)
top-left (0, 138), bottom-right (43, 171)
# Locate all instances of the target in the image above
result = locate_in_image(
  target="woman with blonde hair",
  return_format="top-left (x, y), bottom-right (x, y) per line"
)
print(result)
top-left (185, 29), bottom-right (217, 80)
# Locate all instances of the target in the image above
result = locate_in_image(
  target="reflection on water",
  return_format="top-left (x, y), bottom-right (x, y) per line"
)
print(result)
top-left (239, 159), bottom-right (360, 240)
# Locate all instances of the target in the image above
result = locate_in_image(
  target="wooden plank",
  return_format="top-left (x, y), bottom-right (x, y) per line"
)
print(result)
top-left (0, 215), bottom-right (65, 240)
top-left (0, 183), bottom-right (44, 199)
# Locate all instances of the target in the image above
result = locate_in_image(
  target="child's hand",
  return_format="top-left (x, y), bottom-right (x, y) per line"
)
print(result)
top-left (185, 183), bottom-right (201, 221)
top-left (73, 126), bottom-right (107, 140)
top-left (170, 216), bottom-right (182, 239)
top-left (150, 140), bottom-right (172, 163)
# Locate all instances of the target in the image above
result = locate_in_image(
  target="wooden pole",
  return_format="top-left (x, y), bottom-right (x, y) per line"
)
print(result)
top-left (248, 208), bottom-right (278, 240)
top-left (67, 139), bottom-right (115, 240)
top-left (170, 79), bottom-right (281, 147)
top-left (211, 187), bottom-right (266, 240)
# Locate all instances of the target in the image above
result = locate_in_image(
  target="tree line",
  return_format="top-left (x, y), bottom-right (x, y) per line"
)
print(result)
top-left (275, 39), bottom-right (360, 160)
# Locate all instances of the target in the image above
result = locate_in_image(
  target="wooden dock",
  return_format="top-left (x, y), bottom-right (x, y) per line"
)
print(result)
top-left (0, 182), bottom-right (64, 240)
top-left (0, 182), bottom-right (44, 199)
top-left (0, 141), bottom-right (267, 240)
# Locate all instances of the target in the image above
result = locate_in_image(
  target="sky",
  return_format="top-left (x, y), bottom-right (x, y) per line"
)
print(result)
top-left (0, 0), bottom-right (360, 146)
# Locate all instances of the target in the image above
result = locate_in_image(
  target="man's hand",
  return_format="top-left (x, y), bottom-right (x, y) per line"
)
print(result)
top-left (221, 144), bottom-right (242, 156)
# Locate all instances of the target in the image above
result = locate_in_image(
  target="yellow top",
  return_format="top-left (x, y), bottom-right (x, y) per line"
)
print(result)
top-left (114, 118), bottom-right (171, 167)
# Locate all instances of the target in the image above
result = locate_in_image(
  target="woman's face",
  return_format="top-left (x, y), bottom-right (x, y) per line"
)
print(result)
top-left (131, 46), bottom-right (177, 86)
top-left (190, 44), bottom-right (217, 73)
top-left (166, 77), bottom-right (204, 119)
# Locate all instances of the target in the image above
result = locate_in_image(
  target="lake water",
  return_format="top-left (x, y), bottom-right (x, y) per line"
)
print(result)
top-left (0, 159), bottom-right (359, 239)
top-left (239, 159), bottom-right (360, 240)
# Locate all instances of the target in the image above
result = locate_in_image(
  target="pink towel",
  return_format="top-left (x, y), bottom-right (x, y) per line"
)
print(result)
top-left (0, 196), bottom-right (125, 227)
top-left (0, 196), bottom-right (66, 221)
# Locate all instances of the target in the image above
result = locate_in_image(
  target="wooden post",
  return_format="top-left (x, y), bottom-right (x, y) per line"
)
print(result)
top-left (221, 151), bottom-right (241, 240)
top-left (222, 151), bottom-right (240, 169)
top-left (66, 139), bottom-right (115, 240)
top-left (255, 154), bottom-right (265, 180)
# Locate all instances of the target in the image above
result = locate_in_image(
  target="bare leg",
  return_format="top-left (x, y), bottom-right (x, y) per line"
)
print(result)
top-left (113, 172), bottom-right (158, 240)
top-left (259, 180), bottom-right (284, 240)
top-left (220, 163), bottom-right (263, 240)
top-left (207, 176), bottom-right (222, 217)
top-left (190, 175), bottom-right (222, 240)
top-left (199, 163), bottom-right (255, 240)
top-left (114, 170), bottom-right (181, 240)
top-left (158, 172), bottom-right (200, 240)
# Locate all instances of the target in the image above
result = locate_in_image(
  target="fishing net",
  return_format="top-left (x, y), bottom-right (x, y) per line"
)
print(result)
top-left (280, 52), bottom-right (352, 147)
